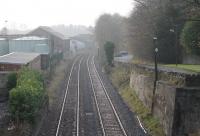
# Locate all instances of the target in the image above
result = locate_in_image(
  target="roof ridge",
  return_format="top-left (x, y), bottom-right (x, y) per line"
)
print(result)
top-left (39, 26), bottom-right (65, 39)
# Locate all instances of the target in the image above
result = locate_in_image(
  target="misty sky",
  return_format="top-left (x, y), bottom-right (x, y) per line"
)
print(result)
top-left (0, 0), bottom-right (133, 30)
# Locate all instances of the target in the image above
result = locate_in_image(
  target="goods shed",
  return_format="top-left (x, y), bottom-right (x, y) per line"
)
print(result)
top-left (9, 36), bottom-right (49, 54)
top-left (0, 52), bottom-right (41, 71)
top-left (28, 26), bottom-right (65, 54)
top-left (0, 38), bottom-right (9, 56)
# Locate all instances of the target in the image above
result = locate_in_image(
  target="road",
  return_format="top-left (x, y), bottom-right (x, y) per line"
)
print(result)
top-left (37, 54), bottom-right (147, 136)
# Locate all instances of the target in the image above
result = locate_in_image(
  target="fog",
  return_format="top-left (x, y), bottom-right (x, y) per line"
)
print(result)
top-left (0, 0), bottom-right (132, 30)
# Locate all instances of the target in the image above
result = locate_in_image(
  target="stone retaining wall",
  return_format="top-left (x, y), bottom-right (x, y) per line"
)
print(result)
top-left (153, 81), bottom-right (176, 136)
top-left (115, 61), bottom-right (200, 136)
top-left (130, 71), bottom-right (154, 109)
top-left (173, 88), bottom-right (200, 136)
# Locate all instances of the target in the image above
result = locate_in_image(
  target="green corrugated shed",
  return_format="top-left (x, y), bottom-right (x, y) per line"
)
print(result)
top-left (9, 36), bottom-right (49, 54)
top-left (0, 38), bottom-right (9, 56)
top-left (34, 44), bottom-right (49, 54)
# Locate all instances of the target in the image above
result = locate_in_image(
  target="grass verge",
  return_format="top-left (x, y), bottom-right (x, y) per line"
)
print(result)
top-left (164, 64), bottom-right (200, 73)
top-left (47, 59), bottom-right (71, 107)
top-left (110, 67), bottom-right (165, 136)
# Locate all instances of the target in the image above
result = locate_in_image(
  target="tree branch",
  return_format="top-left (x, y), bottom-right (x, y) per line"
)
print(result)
top-left (133, 0), bottom-right (148, 8)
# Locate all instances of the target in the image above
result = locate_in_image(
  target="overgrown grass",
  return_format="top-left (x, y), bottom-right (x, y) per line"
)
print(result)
top-left (110, 67), bottom-right (130, 88)
top-left (164, 64), bottom-right (200, 73)
top-left (47, 60), bottom-right (70, 107)
top-left (119, 85), bottom-right (164, 136)
top-left (132, 59), bottom-right (153, 65)
top-left (110, 67), bottom-right (165, 136)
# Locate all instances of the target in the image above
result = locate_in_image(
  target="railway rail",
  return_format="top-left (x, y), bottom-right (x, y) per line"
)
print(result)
top-left (55, 56), bottom-right (83, 136)
top-left (37, 54), bottom-right (147, 136)
top-left (87, 56), bottom-right (128, 136)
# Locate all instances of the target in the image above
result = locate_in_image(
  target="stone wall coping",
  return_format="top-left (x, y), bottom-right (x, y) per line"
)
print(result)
top-left (136, 64), bottom-right (198, 76)
top-left (115, 61), bottom-right (200, 77)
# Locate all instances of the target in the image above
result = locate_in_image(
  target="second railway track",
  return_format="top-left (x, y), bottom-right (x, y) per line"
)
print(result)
top-left (56, 56), bottom-right (83, 136)
top-left (87, 56), bottom-right (128, 136)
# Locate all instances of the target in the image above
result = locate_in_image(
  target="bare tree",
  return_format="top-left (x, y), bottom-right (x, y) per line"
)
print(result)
top-left (95, 14), bottom-right (127, 63)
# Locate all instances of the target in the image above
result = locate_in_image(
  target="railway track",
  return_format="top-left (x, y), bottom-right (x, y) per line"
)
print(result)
top-left (38, 55), bottom-right (102, 136)
top-left (37, 56), bottom-right (80, 136)
top-left (87, 56), bottom-right (128, 136)
top-left (38, 54), bottom-right (147, 136)
top-left (78, 56), bottom-right (102, 136)
top-left (55, 56), bottom-right (83, 136)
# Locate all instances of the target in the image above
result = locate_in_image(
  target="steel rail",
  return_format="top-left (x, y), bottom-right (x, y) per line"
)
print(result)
top-left (92, 56), bottom-right (128, 136)
top-left (76, 57), bottom-right (83, 136)
top-left (55, 57), bottom-right (82, 136)
top-left (86, 56), bottom-right (106, 136)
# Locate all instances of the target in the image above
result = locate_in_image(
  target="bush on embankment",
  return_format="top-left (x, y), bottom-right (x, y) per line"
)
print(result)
top-left (9, 68), bottom-right (47, 124)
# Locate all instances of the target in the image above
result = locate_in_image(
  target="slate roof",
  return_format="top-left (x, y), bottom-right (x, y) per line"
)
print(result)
top-left (0, 52), bottom-right (40, 64)
top-left (30, 26), bottom-right (66, 40)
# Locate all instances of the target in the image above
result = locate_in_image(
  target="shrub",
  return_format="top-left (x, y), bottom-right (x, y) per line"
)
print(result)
top-left (104, 41), bottom-right (115, 66)
top-left (9, 68), bottom-right (46, 124)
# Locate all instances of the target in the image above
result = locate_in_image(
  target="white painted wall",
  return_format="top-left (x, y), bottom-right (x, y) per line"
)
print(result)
top-left (70, 39), bottom-right (86, 54)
